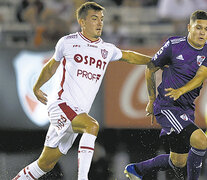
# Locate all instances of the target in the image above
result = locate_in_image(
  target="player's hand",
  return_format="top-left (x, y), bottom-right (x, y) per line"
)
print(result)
top-left (33, 88), bottom-right (48, 105)
top-left (165, 88), bottom-right (183, 101)
top-left (146, 101), bottom-right (155, 125)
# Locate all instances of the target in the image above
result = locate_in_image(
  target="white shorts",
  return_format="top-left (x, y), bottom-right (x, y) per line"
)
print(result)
top-left (44, 100), bottom-right (84, 154)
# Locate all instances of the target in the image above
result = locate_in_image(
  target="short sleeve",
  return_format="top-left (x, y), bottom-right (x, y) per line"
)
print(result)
top-left (53, 37), bottom-right (65, 61)
top-left (152, 40), bottom-right (172, 67)
top-left (110, 44), bottom-right (122, 61)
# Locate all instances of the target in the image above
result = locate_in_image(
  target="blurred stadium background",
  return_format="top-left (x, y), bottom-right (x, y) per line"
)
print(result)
top-left (0, 0), bottom-right (207, 179)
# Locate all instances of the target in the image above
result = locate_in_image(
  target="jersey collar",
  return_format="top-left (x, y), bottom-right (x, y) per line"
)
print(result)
top-left (78, 32), bottom-right (102, 44)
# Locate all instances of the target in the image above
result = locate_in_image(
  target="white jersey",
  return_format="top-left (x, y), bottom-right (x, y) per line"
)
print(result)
top-left (49, 32), bottom-right (122, 113)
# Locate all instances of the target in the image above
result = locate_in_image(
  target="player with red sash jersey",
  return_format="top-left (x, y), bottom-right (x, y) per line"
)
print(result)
top-left (13, 2), bottom-right (151, 180)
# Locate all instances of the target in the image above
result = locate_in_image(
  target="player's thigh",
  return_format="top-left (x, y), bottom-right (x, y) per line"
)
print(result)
top-left (71, 113), bottom-right (99, 135)
top-left (38, 146), bottom-right (63, 167)
top-left (190, 128), bottom-right (207, 149)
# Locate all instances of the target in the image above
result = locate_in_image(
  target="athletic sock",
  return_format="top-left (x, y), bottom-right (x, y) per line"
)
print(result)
top-left (135, 154), bottom-right (170, 176)
top-left (187, 147), bottom-right (206, 180)
top-left (78, 133), bottom-right (96, 180)
top-left (13, 160), bottom-right (46, 180)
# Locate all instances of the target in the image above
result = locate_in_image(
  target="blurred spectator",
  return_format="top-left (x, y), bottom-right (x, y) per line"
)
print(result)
top-left (16, 0), bottom-right (30, 22)
top-left (23, 0), bottom-right (44, 26)
top-left (33, 16), bottom-right (68, 47)
top-left (15, 0), bottom-right (75, 47)
top-left (44, 0), bottom-right (74, 22)
top-left (32, 0), bottom-right (86, 47)
top-left (17, 0), bottom-right (44, 26)
top-left (157, 0), bottom-right (195, 35)
top-left (14, 0), bottom-right (45, 44)
top-left (43, 0), bottom-right (83, 33)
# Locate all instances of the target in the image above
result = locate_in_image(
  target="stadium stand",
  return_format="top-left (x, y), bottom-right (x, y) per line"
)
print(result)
top-left (0, 0), bottom-right (174, 48)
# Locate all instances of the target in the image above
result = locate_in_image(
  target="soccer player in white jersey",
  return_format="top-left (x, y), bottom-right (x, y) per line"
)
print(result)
top-left (13, 2), bottom-right (151, 180)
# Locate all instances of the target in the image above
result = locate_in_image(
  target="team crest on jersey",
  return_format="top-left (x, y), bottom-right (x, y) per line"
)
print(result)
top-left (197, 55), bottom-right (205, 66)
top-left (180, 114), bottom-right (188, 121)
top-left (101, 49), bottom-right (108, 59)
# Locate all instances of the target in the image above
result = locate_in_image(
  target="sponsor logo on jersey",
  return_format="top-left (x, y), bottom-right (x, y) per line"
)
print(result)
top-left (101, 49), bottom-right (108, 59)
top-left (180, 113), bottom-right (188, 121)
top-left (176, 54), bottom-right (184, 60)
top-left (152, 41), bottom-right (170, 61)
top-left (74, 54), bottom-right (107, 70)
top-left (73, 45), bottom-right (80, 47)
top-left (197, 55), bottom-right (205, 66)
top-left (153, 47), bottom-right (164, 60)
top-left (77, 69), bottom-right (101, 82)
top-left (87, 44), bottom-right (98, 48)
top-left (163, 40), bottom-right (170, 48)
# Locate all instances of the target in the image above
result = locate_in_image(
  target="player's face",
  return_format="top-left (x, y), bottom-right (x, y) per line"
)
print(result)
top-left (80, 10), bottom-right (104, 41)
top-left (188, 19), bottom-right (207, 48)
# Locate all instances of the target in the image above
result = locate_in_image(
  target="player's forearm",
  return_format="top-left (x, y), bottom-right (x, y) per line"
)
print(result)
top-left (33, 66), bottom-right (53, 91)
top-left (145, 66), bottom-right (156, 102)
top-left (178, 75), bottom-right (204, 95)
top-left (178, 66), bottom-right (207, 95)
top-left (33, 59), bottom-right (59, 90)
top-left (121, 50), bottom-right (151, 65)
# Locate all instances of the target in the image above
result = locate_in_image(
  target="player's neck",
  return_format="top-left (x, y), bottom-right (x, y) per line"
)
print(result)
top-left (81, 31), bottom-right (99, 42)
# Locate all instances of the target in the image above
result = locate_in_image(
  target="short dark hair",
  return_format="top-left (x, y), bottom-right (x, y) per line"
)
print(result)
top-left (190, 10), bottom-right (207, 23)
top-left (76, 2), bottom-right (105, 20)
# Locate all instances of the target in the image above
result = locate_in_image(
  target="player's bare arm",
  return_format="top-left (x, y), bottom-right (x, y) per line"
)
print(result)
top-left (165, 65), bottom-right (207, 100)
top-left (33, 58), bottom-right (60, 105)
top-left (145, 61), bottom-right (160, 124)
top-left (120, 50), bottom-right (151, 65)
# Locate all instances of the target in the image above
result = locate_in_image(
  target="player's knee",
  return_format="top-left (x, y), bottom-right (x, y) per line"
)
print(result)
top-left (86, 120), bottom-right (99, 136)
top-left (170, 154), bottom-right (187, 168)
top-left (38, 158), bottom-right (56, 172)
top-left (190, 129), bottom-right (207, 150)
top-left (171, 158), bottom-right (186, 168)
top-left (93, 120), bottom-right (99, 132)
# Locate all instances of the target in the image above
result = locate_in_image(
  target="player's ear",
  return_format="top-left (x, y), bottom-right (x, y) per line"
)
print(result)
top-left (78, 18), bottom-right (85, 28)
